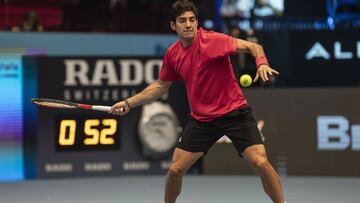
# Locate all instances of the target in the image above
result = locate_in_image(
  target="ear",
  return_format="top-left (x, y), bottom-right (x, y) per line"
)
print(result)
top-left (170, 21), bottom-right (176, 31)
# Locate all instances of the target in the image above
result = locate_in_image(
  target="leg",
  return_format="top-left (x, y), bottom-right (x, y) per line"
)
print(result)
top-left (242, 144), bottom-right (285, 203)
top-left (164, 148), bottom-right (203, 203)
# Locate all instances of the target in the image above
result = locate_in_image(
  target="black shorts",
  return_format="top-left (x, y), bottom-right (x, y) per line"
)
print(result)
top-left (176, 106), bottom-right (263, 156)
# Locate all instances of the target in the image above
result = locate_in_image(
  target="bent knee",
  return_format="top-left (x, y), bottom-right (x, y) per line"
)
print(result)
top-left (249, 157), bottom-right (271, 173)
top-left (168, 164), bottom-right (186, 176)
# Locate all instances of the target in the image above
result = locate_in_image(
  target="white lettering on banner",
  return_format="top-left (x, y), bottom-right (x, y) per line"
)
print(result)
top-left (64, 60), bottom-right (90, 85)
top-left (122, 161), bottom-right (150, 171)
top-left (306, 42), bottom-right (360, 60)
top-left (63, 89), bottom-right (138, 102)
top-left (317, 116), bottom-right (360, 151)
top-left (306, 42), bottom-right (330, 60)
top-left (84, 162), bottom-right (112, 172)
top-left (92, 60), bottom-right (119, 86)
top-left (63, 59), bottom-right (163, 86)
top-left (119, 60), bottom-right (143, 85)
top-left (352, 125), bottom-right (360, 150)
top-left (334, 41), bottom-right (353, 59)
top-left (45, 163), bottom-right (73, 173)
top-left (317, 116), bottom-right (349, 150)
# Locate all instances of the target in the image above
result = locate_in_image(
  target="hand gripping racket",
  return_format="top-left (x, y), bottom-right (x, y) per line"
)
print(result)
top-left (31, 98), bottom-right (112, 112)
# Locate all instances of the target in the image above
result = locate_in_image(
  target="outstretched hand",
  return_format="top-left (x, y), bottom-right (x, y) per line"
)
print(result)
top-left (110, 100), bottom-right (130, 116)
top-left (253, 65), bottom-right (279, 82)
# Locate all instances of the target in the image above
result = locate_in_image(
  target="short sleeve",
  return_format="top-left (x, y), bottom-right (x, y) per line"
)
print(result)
top-left (159, 51), bottom-right (180, 81)
top-left (204, 31), bottom-right (237, 58)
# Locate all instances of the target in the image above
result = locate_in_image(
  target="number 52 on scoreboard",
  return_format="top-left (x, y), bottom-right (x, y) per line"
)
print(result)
top-left (55, 116), bottom-right (120, 151)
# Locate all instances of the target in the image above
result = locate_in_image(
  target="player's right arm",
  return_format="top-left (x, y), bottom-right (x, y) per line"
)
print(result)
top-left (110, 80), bottom-right (172, 116)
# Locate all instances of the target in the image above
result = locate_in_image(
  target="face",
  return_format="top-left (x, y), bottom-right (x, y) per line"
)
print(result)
top-left (171, 11), bottom-right (198, 41)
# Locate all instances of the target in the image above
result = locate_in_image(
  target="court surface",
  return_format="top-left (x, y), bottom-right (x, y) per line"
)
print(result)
top-left (0, 175), bottom-right (359, 203)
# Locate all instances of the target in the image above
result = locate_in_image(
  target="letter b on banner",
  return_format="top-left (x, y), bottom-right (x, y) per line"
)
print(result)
top-left (317, 116), bottom-right (360, 151)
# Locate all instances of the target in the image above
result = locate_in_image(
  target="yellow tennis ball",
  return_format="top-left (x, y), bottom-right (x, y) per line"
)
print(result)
top-left (239, 74), bottom-right (252, 87)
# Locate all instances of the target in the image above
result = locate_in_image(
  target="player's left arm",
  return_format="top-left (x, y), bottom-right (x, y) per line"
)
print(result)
top-left (236, 39), bottom-right (279, 82)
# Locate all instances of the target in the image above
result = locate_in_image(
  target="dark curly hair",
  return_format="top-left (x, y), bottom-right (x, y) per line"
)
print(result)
top-left (170, 0), bottom-right (199, 22)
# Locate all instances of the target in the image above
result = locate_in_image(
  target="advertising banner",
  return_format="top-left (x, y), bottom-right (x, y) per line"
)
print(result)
top-left (23, 56), bottom-right (192, 178)
top-left (289, 31), bottom-right (360, 86)
top-left (204, 88), bottom-right (360, 176)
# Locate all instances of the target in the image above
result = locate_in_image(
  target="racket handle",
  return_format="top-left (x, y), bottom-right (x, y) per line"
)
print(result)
top-left (92, 105), bottom-right (112, 112)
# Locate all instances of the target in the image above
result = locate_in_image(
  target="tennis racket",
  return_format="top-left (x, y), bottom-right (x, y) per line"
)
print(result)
top-left (31, 98), bottom-right (113, 112)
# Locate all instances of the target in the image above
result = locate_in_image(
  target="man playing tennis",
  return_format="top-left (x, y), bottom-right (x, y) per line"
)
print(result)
top-left (111, 0), bottom-right (285, 202)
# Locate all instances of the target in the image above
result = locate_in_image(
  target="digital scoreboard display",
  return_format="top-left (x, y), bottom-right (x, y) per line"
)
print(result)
top-left (55, 115), bottom-right (120, 151)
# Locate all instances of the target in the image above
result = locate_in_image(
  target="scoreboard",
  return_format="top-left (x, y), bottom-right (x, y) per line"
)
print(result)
top-left (55, 115), bottom-right (120, 151)
top-left (23, 56), bottom-right (190, 178)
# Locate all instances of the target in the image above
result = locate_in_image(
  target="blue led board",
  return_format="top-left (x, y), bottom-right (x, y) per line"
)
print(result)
top-left (0, 54), bottom-right (24, 181)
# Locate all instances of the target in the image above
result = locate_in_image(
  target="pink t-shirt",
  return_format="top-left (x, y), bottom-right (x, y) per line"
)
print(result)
top-left (160, 28), bottom-right (248, 122)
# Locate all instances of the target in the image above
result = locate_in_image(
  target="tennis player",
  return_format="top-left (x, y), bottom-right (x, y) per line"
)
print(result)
top-left (111, 0), bottom-right (285, 202)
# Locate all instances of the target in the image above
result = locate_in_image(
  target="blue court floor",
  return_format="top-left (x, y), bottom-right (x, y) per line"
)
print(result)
top-left (0, 175), bottom-right (359, 203)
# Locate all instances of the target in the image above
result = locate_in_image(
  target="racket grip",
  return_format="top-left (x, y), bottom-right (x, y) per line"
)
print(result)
top-left (92, 105), bottom-right (112, 112)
